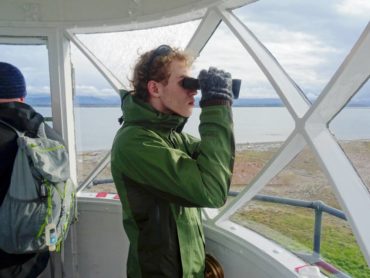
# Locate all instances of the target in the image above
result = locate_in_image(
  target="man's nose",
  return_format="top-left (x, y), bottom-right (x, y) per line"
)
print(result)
top-left (188, 89), bottom-right (197, 96)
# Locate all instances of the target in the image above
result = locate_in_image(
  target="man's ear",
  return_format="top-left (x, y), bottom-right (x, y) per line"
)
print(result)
top-left (147, 80), bottom-right (160, 98)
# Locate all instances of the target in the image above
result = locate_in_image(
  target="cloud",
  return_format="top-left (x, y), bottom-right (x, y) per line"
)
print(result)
top-left (335, 0), bottom-right (370, 18)
top-left (75, 85), bottom-right (116, 96)
top-left (192, 20), bottom-right (340, 98)
top-left (27, 85), bottom-right (50, 95)
top-left (258, 23), bottom-right (340, 89)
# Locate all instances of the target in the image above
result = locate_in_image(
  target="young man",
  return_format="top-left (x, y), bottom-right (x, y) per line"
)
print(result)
top-left (0, 62), bottom-right (62, 277)
top-left (111, 45), bottom-right (235, 277)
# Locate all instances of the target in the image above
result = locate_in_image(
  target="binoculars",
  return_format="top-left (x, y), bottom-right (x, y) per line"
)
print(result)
top-left (181, 77), bottom-right (241, 99)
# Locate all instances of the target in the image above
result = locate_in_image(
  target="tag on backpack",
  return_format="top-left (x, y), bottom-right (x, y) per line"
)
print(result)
top-left (45, 223), bottom-right (58, 251)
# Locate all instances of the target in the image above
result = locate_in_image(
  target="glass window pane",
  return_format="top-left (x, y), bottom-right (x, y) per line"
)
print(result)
top-left (71, 45), bottom-right (121, 189)
top-left (231, 146), bottom-right (369, 277)
top-left (76, 20), bottom-right (200, 88)
top-left (72, 20), bottom-right (201, 192)
top-left (0, 43), bottom-right (51, 120)
top-left (86, 163), bottom-right (116, 194)
top-left (189, 22), bottom-right (295, 195)
top-left (329, 80), bottom-right (370, 193)
top-left (232, 0), bottom-right (369, 103)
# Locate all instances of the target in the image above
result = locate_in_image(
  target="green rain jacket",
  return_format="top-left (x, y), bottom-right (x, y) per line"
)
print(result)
top-left (111, 92), bottom-right (235, 278)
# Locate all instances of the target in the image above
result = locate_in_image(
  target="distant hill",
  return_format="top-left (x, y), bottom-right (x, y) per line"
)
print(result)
top-left (232, 98), bottom-right (284, 107)
top-left (27, 95), bottom-right (121, 107)
top-left (27, 94), bottom-right (370, 107)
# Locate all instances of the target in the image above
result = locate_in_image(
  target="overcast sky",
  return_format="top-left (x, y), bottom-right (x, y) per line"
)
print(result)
top-left (0, 0), bottom-right (369, 102)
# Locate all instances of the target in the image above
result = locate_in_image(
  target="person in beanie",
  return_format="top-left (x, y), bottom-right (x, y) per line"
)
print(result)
top-left (111, 45), bottom-right (235, 277)
top-left (0, 62), bottom-right (63, 277)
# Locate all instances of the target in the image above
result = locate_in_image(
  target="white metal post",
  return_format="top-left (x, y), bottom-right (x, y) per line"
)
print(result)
top-left (47, 28), bottom-right (77, 185)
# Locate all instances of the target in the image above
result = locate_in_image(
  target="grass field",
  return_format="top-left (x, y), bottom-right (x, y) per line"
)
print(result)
top-left (230, 140), bottom-right (370, 278)
top-left (231, 202), bottom-right (370, 278)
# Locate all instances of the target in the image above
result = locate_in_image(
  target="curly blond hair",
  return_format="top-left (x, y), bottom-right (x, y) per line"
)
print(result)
top-left (130, 46), bottom-right (193, 101)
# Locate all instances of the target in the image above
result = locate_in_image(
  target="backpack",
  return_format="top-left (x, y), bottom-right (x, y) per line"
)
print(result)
top-left (0, 120), bottom-right (76, 254)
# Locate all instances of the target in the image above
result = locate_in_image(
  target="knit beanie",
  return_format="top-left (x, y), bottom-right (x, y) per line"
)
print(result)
top-left (0, 62), bottom-right (27, 99)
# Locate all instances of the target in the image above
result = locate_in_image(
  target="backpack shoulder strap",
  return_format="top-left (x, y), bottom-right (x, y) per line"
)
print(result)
top-left (0, 119), bottom-right (23, 137)
top-left (37, 122), bottom-right (47, 139)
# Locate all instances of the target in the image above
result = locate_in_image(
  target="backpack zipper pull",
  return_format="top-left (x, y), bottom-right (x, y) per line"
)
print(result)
top-left (40, 183), bottom-right (48, 198)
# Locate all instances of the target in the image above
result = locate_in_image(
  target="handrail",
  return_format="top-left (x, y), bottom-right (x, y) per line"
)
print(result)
top-left (88, 179), bottom-right (348, 269)
top-left (229, 191), bottom-right (347, 256)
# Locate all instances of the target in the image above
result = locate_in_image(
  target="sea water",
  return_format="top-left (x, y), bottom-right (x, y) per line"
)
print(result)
top-left (36, 107), bottom-right (370, 151)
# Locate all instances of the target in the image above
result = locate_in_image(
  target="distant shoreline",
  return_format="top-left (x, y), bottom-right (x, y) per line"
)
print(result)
top-left (31, 103), bottom-right (370, 108)
top-left (27, 96), bottom-right (370, 108)
top-left (76, 139), bottom-right (370, 154)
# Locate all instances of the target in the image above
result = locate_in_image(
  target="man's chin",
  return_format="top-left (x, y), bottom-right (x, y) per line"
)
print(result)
top-left (175, 109), bottom-right (192, 118)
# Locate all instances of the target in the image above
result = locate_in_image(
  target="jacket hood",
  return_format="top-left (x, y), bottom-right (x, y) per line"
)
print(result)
top-left (120, 90), bottom-right (187, 132)
top-left (0, 101), bottom-right (43, 135)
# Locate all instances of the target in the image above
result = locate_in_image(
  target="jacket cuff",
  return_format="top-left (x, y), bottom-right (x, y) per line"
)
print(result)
top-left (199, 99), bottom-right (232, 108)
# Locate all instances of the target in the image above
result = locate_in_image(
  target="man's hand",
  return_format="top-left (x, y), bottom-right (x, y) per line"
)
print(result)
top-left (198, 67), bottom-right (233, 105)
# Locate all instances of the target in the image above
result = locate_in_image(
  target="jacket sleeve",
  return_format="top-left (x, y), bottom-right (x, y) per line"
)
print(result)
top-left (111, 105), bottom-right (235, 208)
